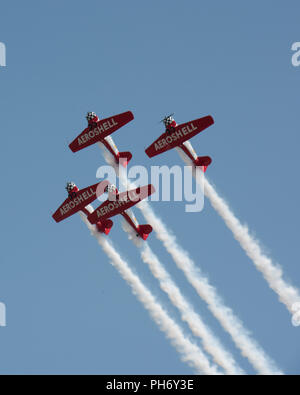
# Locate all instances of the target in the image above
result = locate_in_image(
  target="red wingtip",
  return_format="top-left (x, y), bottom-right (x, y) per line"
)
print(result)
top-left (68, 138), bottom-right (81, 153)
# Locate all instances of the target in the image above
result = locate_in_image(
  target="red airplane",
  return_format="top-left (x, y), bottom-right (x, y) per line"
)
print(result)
top-left (88, 184), bottom-right (155, 241)
top-left (52, 181), bottom-right (113, 234)
top-left (52, 182), bottom-right (155, 241)
top-left (69, 111), bottom-right (134, 167)
top-left (145, 114), bottom-right (214, 172)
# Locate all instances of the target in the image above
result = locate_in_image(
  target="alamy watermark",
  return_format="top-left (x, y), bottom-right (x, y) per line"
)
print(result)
top-left (0, 302), bottom-right (6, 327)
top-left (291, 42), bottom-right (300, 67)
top-left (0, 42), bottom-right (6, 67)
top-left (95, 163), bottom-right (205, 213)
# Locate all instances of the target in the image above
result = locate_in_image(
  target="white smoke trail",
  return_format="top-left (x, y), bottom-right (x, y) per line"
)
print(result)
top-left (80, 208), bottom-right (220, 375)
top-left (97, 145), bottom-right (283, 374)
top-left (121, 220), bottom-right (242, 374)
top-left (203, 178), bottom-right (300, 314)
top-left (141, 247), bottom-right (244, 374)
top-left (178, 149), bottom-right (300, 315)
top-left (137, 200), bottom-right (282, 375)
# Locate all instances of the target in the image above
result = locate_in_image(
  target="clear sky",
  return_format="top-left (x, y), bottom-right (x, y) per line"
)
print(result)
top-left (0, 0), bottom-right (300, 374)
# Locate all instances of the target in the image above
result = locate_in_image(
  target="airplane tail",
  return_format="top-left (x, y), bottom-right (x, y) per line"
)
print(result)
top-left (195, 156), bottom-right (212, 172)
top-left (96, 219), bottom-right (113, 235)
top-left (138, 224), bottom-right (153, 241)
top-left (118, 151), bottom-right (133, 167)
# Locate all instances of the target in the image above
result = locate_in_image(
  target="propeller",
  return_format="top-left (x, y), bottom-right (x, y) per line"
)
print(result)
top-left (159, 113), bottom-right (175, 123)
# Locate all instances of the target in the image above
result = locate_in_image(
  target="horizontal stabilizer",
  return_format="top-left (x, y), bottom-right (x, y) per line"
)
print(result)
top-left (195, 156), bottom-right (212, 173)
top-left (138, 224), bottom-right (153, 241)
top-left (118, 151), bottom-right (132, 167)
top-left (96, 219), bottom-right (113, 235)
top-left (195, 156), bottom-right (212, 167)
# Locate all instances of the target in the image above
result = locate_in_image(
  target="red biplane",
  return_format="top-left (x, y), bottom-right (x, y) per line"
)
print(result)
top-left (145, 114), bottom-right (214, 172)
top-left (52, 181), bottom-right (113, 234)
top-left (52, 182), bottom-right (155, 241)
top-left (87, 184), bottom-right (155, 241)
top-left (69, 111), bottom-right (134, 167)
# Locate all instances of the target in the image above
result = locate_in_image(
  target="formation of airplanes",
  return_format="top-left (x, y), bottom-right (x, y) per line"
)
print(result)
top-left (52, 110), bottom-right (214, 240)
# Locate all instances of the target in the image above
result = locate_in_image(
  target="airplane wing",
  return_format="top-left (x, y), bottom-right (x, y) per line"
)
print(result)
top-left (145, 115), bottom-right (214, 158)
top-left (52, 181), bottom-right (109, 223)
top-left (88, 184), bottom-right (155, 225)
top-left (69, 111), bottom-right (134, 153)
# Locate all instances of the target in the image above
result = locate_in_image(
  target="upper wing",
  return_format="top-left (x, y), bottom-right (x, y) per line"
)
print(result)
top-left (88, 184), bottom-right (155, 224)
top-left (52, 181), bottom-right (109, 223)
top-left (69, 111), bottom-right (134, 153)
top-left (145, 115), bottom-right (214, 158)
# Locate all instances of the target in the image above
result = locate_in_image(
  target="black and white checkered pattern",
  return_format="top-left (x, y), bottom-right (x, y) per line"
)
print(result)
top-left (86, 112), bottom-right (97, 121)
top-left (163, 116), bottom-right (174, 126)
top-left (66, 182), bottom-right (76, 192)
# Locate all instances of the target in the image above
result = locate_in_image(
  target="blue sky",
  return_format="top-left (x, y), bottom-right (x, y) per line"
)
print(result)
top-left (0, 0), bottom-right (300, 374)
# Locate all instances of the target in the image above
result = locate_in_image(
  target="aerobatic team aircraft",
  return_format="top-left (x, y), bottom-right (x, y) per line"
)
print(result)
top-left (145, 114), bottom-right (214, 172)
top-left (52, 181), bottom-right (155, 241)
top-left (69, 111), bottom-right (134, 167)
top-left (52, 181), bottom-right (113, 234)
top-left (87, 184), bottom-right (155, 241)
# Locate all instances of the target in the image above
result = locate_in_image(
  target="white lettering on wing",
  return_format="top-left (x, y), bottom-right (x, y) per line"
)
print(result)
top-left (96, 191), bottom-right (141, 218)
top-left (60, 188), bottom-right (96, 216)
top-left (78, 118), bottom-right (119, 146)
top-left (154, 123), bottom-right (197, 152)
